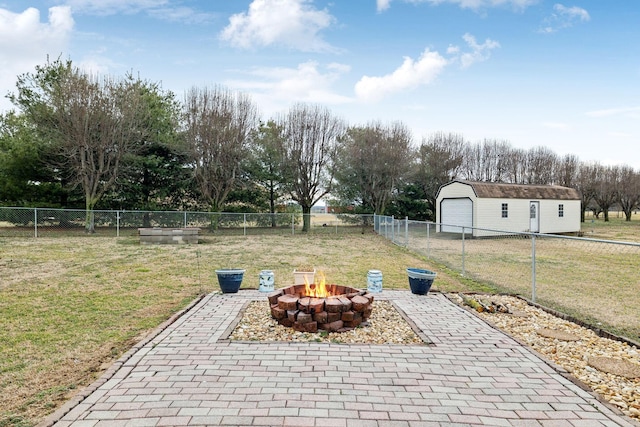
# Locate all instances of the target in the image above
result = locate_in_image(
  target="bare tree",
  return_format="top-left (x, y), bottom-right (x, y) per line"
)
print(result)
top-left (461, 139), bottom-right (512, 182)
top-left (593, 164), bottom-right (619, 222)
top-left (278, 103), bottom-right (346, 232)
top-left (555, 154), bottom-right (580, 187)
top-left (11, 59), bottom-right (152, 232)
top-left (576, 162), bottom-right (598, 222)
top-left (617, 165), bottom-right (640, 221)
top-left (335, 121), bottom-right (413, 214)
top-left (501, 146), bottom-right (527, 184)
top-left (525, 146), bottom-right (558, 185)
top-left (183, 86), bottom-right (258, 212)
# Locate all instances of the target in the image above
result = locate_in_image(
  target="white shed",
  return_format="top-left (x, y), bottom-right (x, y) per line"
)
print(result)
top-left (435, 180), bottom-right (581, 237)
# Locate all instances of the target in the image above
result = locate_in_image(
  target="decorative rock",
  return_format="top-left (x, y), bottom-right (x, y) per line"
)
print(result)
top-left (588, 357), bottom-right (640, 379)
top-left (536, 328), bottom-right (581, 341)
top-left (455, 294), bottom-right (640, 423)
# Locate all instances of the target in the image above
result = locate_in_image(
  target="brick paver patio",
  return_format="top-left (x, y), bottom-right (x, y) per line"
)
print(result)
top-left (41, 290), bottom-right (638, 427)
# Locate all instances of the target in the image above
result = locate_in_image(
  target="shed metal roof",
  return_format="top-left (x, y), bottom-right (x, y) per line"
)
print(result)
top-left (442, 180), bottom-right (581, 200)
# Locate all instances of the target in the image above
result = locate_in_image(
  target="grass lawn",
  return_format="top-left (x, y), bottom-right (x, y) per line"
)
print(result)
top-left (1, 216), bottom-right (638, 427)
top-left (0, 233), bottom-right (475, 427)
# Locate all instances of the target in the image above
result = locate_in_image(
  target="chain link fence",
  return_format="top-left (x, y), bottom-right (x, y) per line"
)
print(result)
top-left (2, 207), bottom-right (637, 341)
top-left (0, 207), bottom-right (374, 237)
top-left (375, 214), bottom-right (640, 342)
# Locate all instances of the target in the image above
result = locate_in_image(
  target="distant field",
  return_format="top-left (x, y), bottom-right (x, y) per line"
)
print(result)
top-left (405, 214), bottom-right (640, 344)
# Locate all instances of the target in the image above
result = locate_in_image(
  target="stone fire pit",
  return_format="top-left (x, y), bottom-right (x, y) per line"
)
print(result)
top-left (268, 284), bottom-right (374, 333)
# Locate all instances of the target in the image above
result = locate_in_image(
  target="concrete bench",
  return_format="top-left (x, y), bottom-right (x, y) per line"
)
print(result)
top-left (138, 227), bottom-right (200, 244)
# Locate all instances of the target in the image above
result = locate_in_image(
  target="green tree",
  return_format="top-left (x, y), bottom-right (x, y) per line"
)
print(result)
top-left (102, 84), bottom-right (194, 222)
top-left (385, 182), bottom-right (431, 220)
top-left (334, 121), bottom-right (413, 214)
top-left (10, 59), bottom-right (154, 232)
top-left (0, 112), bottom-right (68, 206)
top-left (247, 120), bottom-right (287, 226)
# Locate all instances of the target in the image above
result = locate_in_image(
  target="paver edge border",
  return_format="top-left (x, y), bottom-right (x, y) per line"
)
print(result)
top-left (36, 293), bottom-right (207, 427)
top-left (217, 296), bottom-right (436, 346)
top-left (448, 293), bottom-right (640, 427)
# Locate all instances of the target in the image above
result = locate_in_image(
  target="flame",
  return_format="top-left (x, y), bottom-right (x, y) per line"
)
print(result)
top-left (304, 271), bottom-right (333, 297)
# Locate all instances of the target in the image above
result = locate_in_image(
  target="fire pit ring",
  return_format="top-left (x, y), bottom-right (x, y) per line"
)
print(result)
top-left (267, 284), bottom-right (374, 333)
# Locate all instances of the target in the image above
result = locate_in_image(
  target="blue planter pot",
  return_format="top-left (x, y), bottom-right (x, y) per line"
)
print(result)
top-left (406, 268), bottom-right (436, 295)
top-left (215, 269), bottom-right (245, 293)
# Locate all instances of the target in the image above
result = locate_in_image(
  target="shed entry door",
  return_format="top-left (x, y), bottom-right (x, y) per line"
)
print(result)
top-left (529, 201), bottom-right (540, 233)
top-left (441, 198), bottom-right (473, 233)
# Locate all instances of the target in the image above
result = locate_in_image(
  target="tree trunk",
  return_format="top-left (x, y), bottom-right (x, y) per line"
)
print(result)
top-left (84, 199), bottom-right (96, 234)
top-left (269, 182), bottom-right (276, 228)
top-left (302, 204), bottom-right (311, 232)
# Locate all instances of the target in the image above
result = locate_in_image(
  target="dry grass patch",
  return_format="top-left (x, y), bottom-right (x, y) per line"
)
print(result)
top-left (0, 233), bottom-right (457, 426)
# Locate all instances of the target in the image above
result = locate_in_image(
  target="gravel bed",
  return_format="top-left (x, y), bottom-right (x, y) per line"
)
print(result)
top-left (229, 300), bottom-right (424, 345)
top-left (449, 294), bottom-right (640, 421)
top-left (230, 294), bottom-right (640, 422)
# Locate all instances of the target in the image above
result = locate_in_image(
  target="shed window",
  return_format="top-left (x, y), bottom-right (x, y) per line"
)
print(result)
top-left (501, 203), bottom-right (508, 218)
top-left (558, 204), bottom-right (564, 218)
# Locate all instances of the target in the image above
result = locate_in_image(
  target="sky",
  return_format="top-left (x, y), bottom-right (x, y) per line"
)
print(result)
top-left (0, 0), bottom-right (639, 169)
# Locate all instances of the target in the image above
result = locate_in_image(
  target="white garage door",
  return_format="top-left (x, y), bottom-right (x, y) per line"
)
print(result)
top-left (440, 198), bottom-right (472, 233)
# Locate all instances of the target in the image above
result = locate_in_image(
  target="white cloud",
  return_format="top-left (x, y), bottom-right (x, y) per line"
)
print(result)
top-left (59, 0), bottom-right (213, 24)
top-left (609, 132), bottom-right (632, 138)
top-left (539, 3), bottom-right (590, 33)
top-left (147, 7), bottom-right (214, 24)
top-left (0, 6), bottom-right (74, 111)
top-left (225, 61), bottom-right (352, 115)
top-left (60, 0), bottom-right (169, 15)
top-left (458, 33), bottom-right (500, 68)
top-left (354, 49), bottom-right (449, 102)
top-left (220, 0), bottom-right (337, 52)
top-left (585, 106), bottom-right (640, 118)
top-left (377, 0), bottom-right (538, 12)
top-left (376, 0), bottom-right (392, 12)
top-left (354, 32), bottom-right (499, 102)
top-left (542, 121), bottom-right (571, 130)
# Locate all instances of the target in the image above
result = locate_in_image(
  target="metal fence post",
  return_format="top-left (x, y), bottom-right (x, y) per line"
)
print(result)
top-left (243, 213), bottom-right (247, 236)
top-left (184, 211), bottom-right (187, 228)
top-left (116, 210), bottom-right (120, 237)
top-left (291, 213), bottom-right (294, 235)
top-left (34, 207), bottom-right (38, 238)
top-left (426, 222), bottom-right (430, 259)
top-left (531, 234), bottom-right (537, 303)
top-left (405, 217), bottom-right (409, 246)
top-left (391, 216), bottom-right (395, 243)
top-left (461, 226), bottom-right (466, 276)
